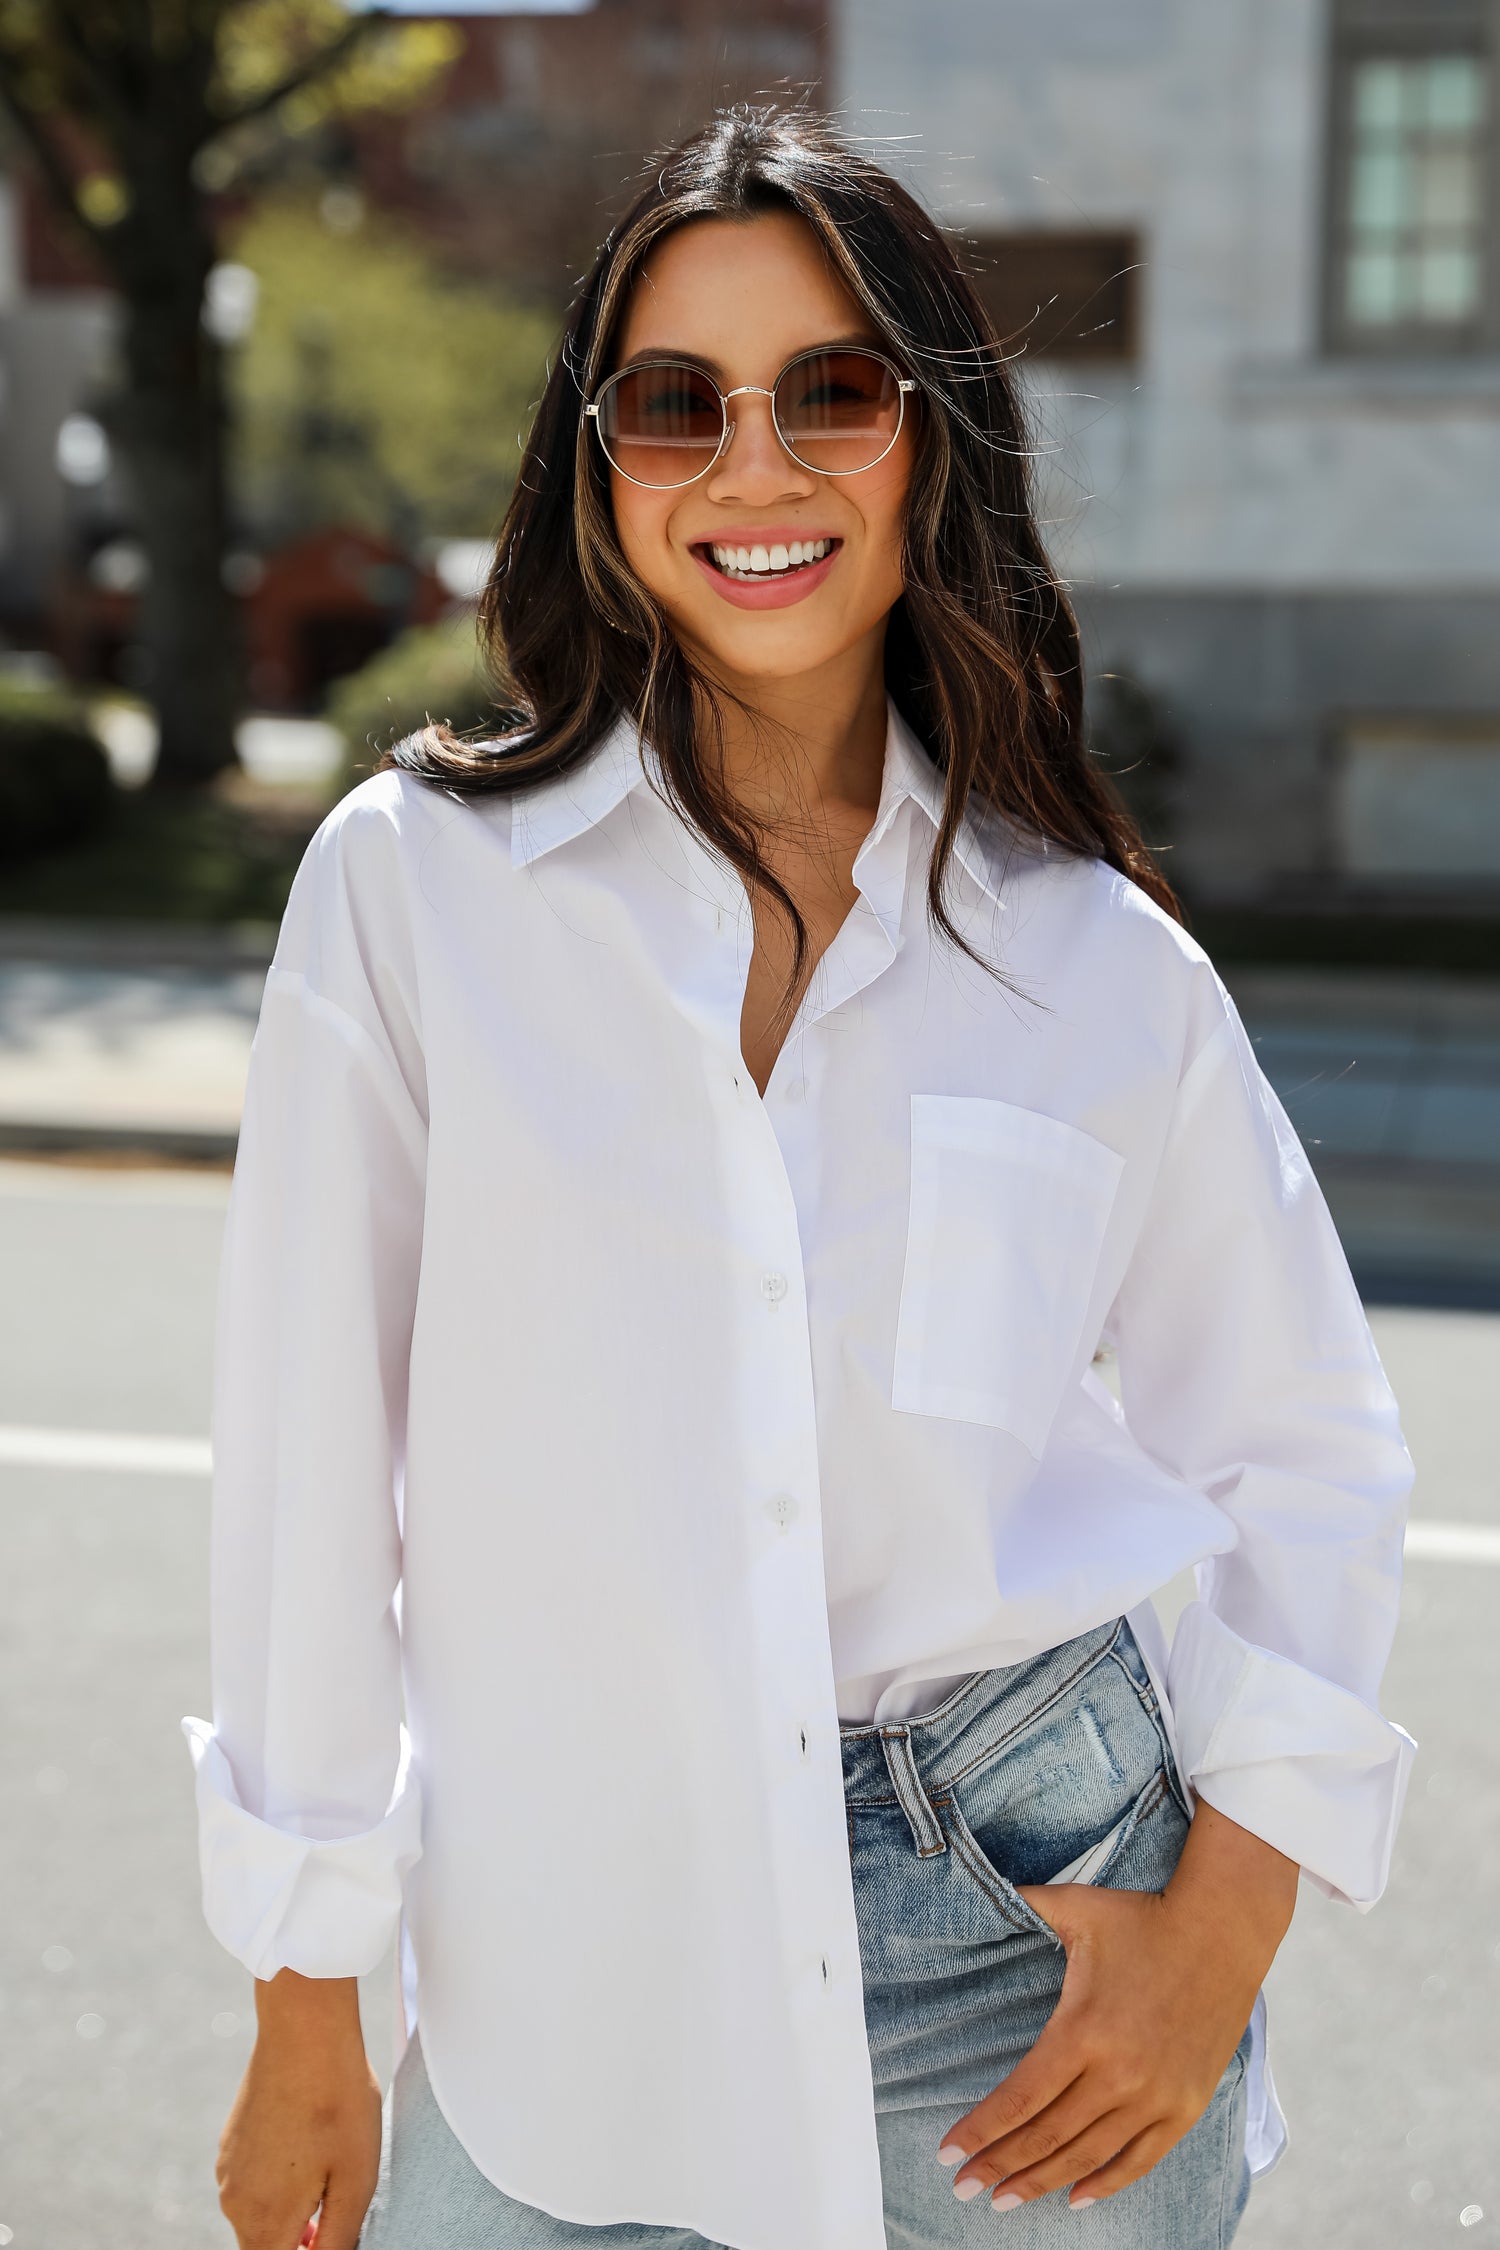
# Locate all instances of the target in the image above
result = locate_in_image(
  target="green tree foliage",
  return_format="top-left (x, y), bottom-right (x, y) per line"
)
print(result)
top-left (0, 675), bottom-right (114, 862)
top-left (326, 611), bottom-right (502, 788)
top-left (216, 1), bottom-right (460, 145)
top-left (230, 197), bottom-right (555, 545)
top-left (0, 2), bottom-right (459, 242)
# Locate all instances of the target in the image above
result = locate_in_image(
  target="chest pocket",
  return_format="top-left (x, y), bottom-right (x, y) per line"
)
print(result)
top-left (892, 1095), bottom-right (1125, 1459)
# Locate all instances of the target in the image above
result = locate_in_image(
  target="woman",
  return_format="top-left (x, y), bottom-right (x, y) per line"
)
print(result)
top-left (185, 108), bottom-right (1414, 2250)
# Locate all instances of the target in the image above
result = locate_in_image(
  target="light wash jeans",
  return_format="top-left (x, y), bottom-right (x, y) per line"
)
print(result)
top-left (357, 1616), bottom-right (1252, 2248)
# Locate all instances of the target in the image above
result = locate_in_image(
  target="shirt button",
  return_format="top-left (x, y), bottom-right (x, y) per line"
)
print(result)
top-left (820, 1954), bottom-right (831, 1988)
top-left (799, 1726), bottom-right (809, 1757)
top-left (767, 1491), bottom-right (798, 1530)
top-left (761, 1271), bottom-right (788, 1304)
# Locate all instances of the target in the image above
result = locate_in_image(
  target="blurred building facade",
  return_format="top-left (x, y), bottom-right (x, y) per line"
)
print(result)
top-left (354, 0), bottom-right (826, 294)
top-left (839, 0), bottom-right (1500, 908)
top-left (10, 0), bottom-right (1500, 908)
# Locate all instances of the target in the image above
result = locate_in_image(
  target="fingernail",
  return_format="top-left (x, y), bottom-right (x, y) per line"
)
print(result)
top-left (937, 2143), bottom-right (965, 2167)
top-left (1070, 2195), bottom-right (1097, 2209)
top-left (992, 2191), bottom-right (1024, 2211)
top-left (953, 2177), bottom-right (986, 2201)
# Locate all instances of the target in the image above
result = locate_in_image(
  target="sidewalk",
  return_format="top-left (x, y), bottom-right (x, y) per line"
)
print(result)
top-left (1, 923), bottom-right (1498, 1296)
top-left (0, 923), bottom-right (268, 1161)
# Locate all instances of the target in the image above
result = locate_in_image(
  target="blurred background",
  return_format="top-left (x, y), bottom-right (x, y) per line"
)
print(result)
top-left (0, 1), bottom-right (1496, 2244)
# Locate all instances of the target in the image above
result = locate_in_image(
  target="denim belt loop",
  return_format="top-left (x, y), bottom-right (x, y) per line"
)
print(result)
top-left (879, 1725), bottom-right (947, 1858)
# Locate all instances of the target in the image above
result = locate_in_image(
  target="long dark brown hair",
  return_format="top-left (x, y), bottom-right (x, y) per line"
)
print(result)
top-left (387, 104), bottom-right (1181, 967)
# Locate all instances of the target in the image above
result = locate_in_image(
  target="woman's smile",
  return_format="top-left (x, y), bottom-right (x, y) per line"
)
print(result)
top-left (689, 530), bottom-right (842, 607)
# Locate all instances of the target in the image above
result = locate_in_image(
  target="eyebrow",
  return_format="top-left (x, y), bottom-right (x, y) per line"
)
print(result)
top-left (610, 332), bottom-right (887, 381)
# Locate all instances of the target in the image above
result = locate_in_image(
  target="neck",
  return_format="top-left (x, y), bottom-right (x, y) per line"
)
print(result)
top-left (693, 626), bottom-right (890, 826)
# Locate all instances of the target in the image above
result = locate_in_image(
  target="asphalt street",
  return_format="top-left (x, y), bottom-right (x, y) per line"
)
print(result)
top-left (0, 1157), bottom-right (1496, 2249)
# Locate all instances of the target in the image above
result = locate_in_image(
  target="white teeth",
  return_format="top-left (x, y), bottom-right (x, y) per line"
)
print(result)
top-left (707, 537), bottom-right (836, 577)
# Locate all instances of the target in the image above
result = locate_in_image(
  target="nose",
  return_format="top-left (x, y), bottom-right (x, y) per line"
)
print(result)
top-left (704, 388), bottom-right (816, 503)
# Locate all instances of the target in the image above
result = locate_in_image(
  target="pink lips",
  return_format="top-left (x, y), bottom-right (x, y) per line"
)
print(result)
top-left (689, 537), bottom-right (842, 611)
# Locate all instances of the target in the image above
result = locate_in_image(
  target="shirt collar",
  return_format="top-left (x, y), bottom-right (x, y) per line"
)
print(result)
top-left (510, 714), bottom-right (648, 867)
top-left (510, 699), bottom-right (1011, 910)
top-left (866, 703), bottom-right (1012, 914)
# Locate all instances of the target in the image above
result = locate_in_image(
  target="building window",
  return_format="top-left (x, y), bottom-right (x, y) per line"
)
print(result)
top-left (1326, 3), bottom-right (1496, 351)
top-left (966, 232), bottom-right (1140, 363)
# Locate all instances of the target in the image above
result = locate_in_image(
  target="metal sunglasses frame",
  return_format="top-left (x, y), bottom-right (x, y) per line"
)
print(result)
top-left (583, 346), bottom-right (918, 489)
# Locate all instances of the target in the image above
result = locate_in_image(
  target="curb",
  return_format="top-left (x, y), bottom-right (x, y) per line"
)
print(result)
top-left (0, 917), bottom-right (277, 970)
top-left (0, 1120), bottom-right (237, 1165)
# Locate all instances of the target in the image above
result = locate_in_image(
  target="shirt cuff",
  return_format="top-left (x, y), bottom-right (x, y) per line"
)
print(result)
top-left (1165, 1603), bottom-right (1416, 1911)
top-left (180, 1717), bottom-right (423, 1979)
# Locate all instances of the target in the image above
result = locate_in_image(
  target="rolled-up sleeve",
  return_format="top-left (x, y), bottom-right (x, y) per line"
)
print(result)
top-left (1111, 973), bottom-right (1416, 1911)
top-left (181, 787), bottom-right (427, 1980)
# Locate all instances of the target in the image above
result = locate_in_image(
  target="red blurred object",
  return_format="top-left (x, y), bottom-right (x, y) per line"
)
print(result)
top-left (242, 526), bottom-right (447, 711)
top-left (53, 525), bottom-right (449, 714)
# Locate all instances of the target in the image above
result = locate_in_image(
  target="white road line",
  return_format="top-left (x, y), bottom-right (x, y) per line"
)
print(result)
top-left (0, 1425), bottom-right (212, 1475)
top-left (0, 1425), bottom-right (1497, 1562)
top-left (1403, 1519), bottom-right (1500, 1564)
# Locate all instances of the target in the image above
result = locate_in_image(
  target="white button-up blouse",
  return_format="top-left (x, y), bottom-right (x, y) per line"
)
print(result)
top-left (183, 703), bottom-right (1414, 2250)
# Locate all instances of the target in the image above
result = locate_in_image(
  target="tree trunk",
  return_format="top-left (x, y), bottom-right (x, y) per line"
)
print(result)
top-left (109, 273), bottom-right (242, 788)
top-left (91, 26), bottom-right (243, 797)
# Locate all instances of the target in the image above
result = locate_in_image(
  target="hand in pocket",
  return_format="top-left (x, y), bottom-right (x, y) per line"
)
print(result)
top-left (934, 1802), bottom-right (1297, 2212)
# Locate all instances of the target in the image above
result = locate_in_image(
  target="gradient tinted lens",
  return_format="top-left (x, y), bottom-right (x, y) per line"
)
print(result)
top-left (773, 350), bottom-right (903, 472)
top-left (597, 362), bottom-right (725, 486)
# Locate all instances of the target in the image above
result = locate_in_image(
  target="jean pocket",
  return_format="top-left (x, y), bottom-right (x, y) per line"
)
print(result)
top-left (945, 1764), bottom-right (1192, 1964)
top-left (1063, 1765), bottom-right (1188, 1893)
top-left (949, 1643), bottom-right (1164, 1871)
top-left (1043, 1805), bottom-right (1137, 1887)
top-left (943, 1793), bottom-right (1065, 1944)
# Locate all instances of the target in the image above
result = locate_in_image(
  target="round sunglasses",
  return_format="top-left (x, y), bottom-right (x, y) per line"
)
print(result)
top-left (584, 346), bottom-right (917, 489)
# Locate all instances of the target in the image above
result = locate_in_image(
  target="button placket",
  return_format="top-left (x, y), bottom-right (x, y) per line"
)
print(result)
top-left (712, 1019), bottom-right (869, 2150)
top-left (667, 826), bottom-right (878, 2233)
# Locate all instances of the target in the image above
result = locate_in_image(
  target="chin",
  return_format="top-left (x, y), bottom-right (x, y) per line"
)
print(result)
top-left (674, 605), bottom-right (851, 681)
